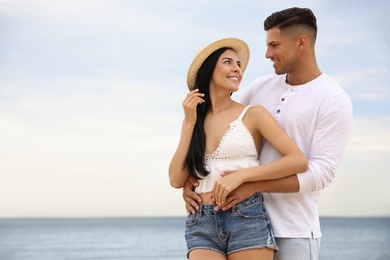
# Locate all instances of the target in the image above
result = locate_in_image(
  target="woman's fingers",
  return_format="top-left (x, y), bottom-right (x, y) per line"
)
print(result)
top-left (183, 89), bottom-right (205, 106)
top-left (186, 97), bottom-right (204, 107)
top-left (212, 182), bottom-right (229, 206)
top-left (182, 89), bottom-right (205, 124)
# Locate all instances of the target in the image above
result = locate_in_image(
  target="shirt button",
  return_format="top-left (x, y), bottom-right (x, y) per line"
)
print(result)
top-left (281, 98), bottom-right (285, 101)
top-left (277, 109), bottom-right (280, 113)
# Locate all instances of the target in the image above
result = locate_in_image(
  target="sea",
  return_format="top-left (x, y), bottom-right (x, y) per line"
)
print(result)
top-left (0, 217), bottom-right (389, 260)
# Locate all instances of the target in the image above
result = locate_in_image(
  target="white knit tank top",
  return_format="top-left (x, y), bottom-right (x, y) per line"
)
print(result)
top-left (195, 105), bottom-right (259, 194)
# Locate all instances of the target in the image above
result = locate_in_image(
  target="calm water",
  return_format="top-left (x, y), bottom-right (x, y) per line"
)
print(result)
top-left (0, 217), bottom-right (389, 260)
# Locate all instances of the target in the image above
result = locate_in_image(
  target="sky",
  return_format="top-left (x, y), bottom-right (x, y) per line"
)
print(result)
top-left (0, 0), bottom-right (389, 218)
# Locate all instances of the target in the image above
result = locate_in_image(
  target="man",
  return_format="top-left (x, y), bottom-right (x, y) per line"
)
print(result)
top-left (182, 7), bottom-right (353, 260)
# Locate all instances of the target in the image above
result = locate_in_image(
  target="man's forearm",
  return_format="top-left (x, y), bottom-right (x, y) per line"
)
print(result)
top-left (251, 174), bottom-right (300, 193)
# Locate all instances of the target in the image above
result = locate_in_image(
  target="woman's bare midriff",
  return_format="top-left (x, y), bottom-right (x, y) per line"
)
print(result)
top-left (198, 192), bottom-right (214, 205)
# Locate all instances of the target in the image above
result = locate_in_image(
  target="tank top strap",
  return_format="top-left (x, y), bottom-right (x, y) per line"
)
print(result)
top-left (237, 105), bottom-right (252, 121)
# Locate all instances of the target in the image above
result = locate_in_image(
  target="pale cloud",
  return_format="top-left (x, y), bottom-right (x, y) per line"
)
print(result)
top-left (347, 117), bottom-right (390, 153)
top-left (355, 92), bottom-right (390, 101)
top-left (331, 66), bottom-right (389, 94)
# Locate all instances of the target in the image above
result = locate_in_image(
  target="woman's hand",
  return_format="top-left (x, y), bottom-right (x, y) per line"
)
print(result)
top-left (211, 170), bottom-right (243, 206)
top-left (214, 182), bottom-right (257, 211)
top-left (182, 89), bottom-right (205, 125)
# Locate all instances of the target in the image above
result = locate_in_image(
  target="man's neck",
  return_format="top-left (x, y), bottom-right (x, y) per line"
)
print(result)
top-left (286, 67), bottom-right (322, 86)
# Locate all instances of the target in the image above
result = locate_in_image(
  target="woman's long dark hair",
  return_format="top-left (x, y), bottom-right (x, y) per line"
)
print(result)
top-left (185, 47), bottom-right (229, 180)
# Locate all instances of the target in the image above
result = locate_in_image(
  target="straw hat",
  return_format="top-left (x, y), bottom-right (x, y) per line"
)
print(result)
top-left (186, 38), bottom-right (250, 90)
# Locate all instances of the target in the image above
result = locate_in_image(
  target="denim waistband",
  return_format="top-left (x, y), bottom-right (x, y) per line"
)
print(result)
top-left (198, 192), bottom-right (263, 214)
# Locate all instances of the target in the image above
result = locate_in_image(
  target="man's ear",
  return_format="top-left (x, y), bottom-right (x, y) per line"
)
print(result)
top-left (298, 34), bottom-right (308, 48)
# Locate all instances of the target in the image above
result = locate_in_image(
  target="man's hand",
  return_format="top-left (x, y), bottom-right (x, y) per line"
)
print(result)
top-left (182, 176), bottom-right (201, 215)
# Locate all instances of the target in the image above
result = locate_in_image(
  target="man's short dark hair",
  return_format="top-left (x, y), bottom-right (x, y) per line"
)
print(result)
top-left (264, 7), bottom-right (317, 42)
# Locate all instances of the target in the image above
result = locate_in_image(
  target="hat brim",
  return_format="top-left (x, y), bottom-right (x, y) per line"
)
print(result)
top-left (186, 38), bottom-right (250, 90)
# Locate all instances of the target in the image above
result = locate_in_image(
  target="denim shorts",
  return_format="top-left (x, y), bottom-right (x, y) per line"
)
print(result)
top-left (185, 193), bottom-right (277, 258)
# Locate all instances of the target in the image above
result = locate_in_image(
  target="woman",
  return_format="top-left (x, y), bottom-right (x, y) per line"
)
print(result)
top-left (169, 38), bottom-right (307, 260)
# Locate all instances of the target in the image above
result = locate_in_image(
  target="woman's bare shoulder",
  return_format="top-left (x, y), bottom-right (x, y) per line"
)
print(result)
top-left (245, 105), bottom-right (275, 123)
top-left (247, 105), bottom-right (269, 115)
